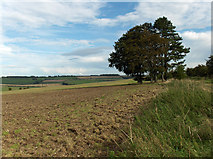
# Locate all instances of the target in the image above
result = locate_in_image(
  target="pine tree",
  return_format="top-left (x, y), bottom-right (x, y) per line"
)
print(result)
top-left (154, 16), bottom-right (190, 81)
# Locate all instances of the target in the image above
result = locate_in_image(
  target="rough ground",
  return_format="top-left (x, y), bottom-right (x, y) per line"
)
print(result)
top-left (2, 83), bottom-right (165, 157)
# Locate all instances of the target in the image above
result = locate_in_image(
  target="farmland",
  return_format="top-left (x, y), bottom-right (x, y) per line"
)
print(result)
top-left (2, 80), bottom-right (164, 157)
top-left (1, 75), bottom-right (123, 85)
top-left (0, 75), bottom-right (125, 93)
top-left (1, 79), bottom-right (212, 157)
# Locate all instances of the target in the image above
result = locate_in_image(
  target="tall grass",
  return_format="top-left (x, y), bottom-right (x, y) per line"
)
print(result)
top-left (114, 80), bottom-right (212, 157)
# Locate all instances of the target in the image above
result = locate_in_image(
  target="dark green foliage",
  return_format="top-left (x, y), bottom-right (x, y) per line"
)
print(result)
top-left (206, 55), bottom-right (213, 76)
top-left (100, 74), bottom-right (120, 76)
top-left (109, 23), bottom-right (168, 83)
top-left (109, 16), bottom-right (189, 83)
top-left (1, 77), bottom-right (40, 85)
top-left (62, 82), bottom-right (69, 85)
top-left (186, 65), bottom-right (208, 77)
top-left (194, 65), bottom-right (208, 77)
top-left (186, 68), bottom-right (195, 77)
top-left (154, 16), bottom-right (190, 80)
top-left (33, 80), bottom-right (41, 84)
top-left (173, 65), bottom-right (187, 79)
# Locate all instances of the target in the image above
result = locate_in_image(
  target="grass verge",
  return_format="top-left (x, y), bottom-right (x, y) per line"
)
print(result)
top-left (111, 80), bottom-right (212, 157)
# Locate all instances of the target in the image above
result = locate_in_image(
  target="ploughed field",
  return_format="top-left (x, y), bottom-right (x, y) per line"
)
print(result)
top-left (2, 84), bottom-right (165, 157)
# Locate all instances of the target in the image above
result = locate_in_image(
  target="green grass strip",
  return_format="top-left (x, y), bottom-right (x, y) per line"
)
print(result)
top-left (111, 80), bottom-right (212, 157)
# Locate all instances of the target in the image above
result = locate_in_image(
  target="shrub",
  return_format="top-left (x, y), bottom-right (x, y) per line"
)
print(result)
top-left (62, 82), bottom-right (69, 85)
top-left (173, 65), bottom-right (187, 80)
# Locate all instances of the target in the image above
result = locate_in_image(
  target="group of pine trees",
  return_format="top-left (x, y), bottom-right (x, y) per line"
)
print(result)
top-left (109, 16), bottom-right (190, 83)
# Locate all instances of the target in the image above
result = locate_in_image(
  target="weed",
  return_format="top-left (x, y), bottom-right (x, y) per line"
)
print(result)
top-left (52, 132), bottom-right (57, 136)
top-left (2, 131), bottom-right (9, 136)
top-left (109, 150), bottom-right (117, 158)
top-left (10, 143), bottom-right (19, 149)
top-left (14, 128), bottom-right (22, 134)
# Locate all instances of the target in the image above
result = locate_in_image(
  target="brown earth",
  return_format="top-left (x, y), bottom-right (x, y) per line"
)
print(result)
top-left (2, 83), bottom-right (166, 157)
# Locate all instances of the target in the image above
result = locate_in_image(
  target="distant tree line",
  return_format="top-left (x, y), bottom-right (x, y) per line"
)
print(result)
top-left (2, 75), bottom-right (76, 78)
top-left (2, 74), bottom-right (121, 78)
top-left (154, 55), bottom-right (212, 80)
top-left (99, 74), bottom-right (120, 76)
top-left (186, 55), bottom-right (213, 77)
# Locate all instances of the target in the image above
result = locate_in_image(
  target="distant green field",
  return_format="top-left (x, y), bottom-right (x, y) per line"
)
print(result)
top-left (1, 85), bottom-right (40, 92)
top-left (1, 79), bottom-right (137, 95)
top-left (1, 76), bottom-right (123, 85)
top-left (1, 78), bottom-right (40, 85)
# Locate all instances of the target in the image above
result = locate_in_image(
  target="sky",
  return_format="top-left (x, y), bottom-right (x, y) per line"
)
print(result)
top-left (0, 0), bottom-right (211, 76)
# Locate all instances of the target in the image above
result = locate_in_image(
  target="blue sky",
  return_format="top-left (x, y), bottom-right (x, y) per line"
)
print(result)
top-left (0, 0), bottom-right (211, 76)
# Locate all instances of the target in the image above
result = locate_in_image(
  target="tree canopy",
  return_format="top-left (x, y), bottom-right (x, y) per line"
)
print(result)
top-left (109, 16), bottom-right (190, 83)
top-left (109, 23), bottom-right (168, 83)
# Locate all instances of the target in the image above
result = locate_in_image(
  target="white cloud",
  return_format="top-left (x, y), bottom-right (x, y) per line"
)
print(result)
top-left (0, 44), bottom-right (13, 56)
top-left (93, 18), bottom-right (118, 26)
top-left (31, 39), bottom-right (91, 47)
top-left (2, 1), bottom-right (210, 30)
top-left (93, 38), bottom-right (110, 43)
top-left (181, 31), bottom-right (211, 40)
top-left (3, 36), bottom-right (110, 49)
top-left (135, 2), bottom-right (209, 30)
top-left (41, 67), bottom-right (87, 75)
top-left (2, 0), bottom-right (105, 30)
top-left (181, 31), bottom-right (211, 67)
top-left (93, 2), bottom-right (210, 30)
top-left (80, 56), bottom-right (105, 62)
top-left (0, 44), bottom-right (111, 76)
top-left (0, 43), bottom-right (70, 76)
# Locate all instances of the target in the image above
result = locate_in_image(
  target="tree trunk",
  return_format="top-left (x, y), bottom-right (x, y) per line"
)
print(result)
top-left (138, 74), bottom-right (143, 84)
top-left (154, 74), bottom-right (157, 82)
top-left (138, 80), bottom-right (142, 84)
top-left (161, 72), bottom-right (165, 82)
top-left (150, 77), bottom-right (153, 83)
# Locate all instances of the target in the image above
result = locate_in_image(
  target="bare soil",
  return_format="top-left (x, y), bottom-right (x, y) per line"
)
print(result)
top-left (2, 83), bottom-right (165, 157)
